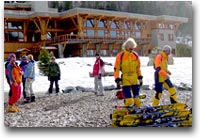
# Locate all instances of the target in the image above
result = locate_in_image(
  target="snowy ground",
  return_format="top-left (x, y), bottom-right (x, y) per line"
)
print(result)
top-left (4, 57), bottom-right (192, 93)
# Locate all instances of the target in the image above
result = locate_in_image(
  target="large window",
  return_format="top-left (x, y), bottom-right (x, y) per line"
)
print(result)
top-left (168, 34), bottom-right (174, 41)
top-left (86, 30), bottom-right (94, 36)
top-left (110, 31), bottom-right (117, 37)
top-left (100, 50), bottom-right (107, 56)
top-left (159, 33), bottom-right (164, 41)
top-left (112, 50), bottom-right (119, 56)
top-left (87, 50), bottom-right (94, 56)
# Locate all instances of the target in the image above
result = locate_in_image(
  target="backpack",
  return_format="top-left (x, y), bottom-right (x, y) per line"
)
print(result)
top-left (116, 90), bottom-right (125, 99)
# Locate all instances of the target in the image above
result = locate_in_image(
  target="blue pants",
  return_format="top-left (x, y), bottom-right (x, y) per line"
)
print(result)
top-left (154, 79), bottom-right (174, 98)
top-left (122, 85), bottom-right (140, 98)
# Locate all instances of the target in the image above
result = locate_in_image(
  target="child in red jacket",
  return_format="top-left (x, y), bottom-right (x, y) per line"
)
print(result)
top-left (92, 53), bottom-right (105, 96)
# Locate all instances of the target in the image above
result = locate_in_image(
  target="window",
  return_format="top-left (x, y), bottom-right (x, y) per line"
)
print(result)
top-left (98, 20), bottom-right (104, 28)
top-left (100, 50), bottom-right (107, 56)
top-left (98, 30), bottom-right (104, 37)
top-left (159, 33), bottom-right (164, 41)
top-left (112, 50), bottom-right (119, 56)
top-left (168, 34), bottom-right (174, 41)
top-left (169, 24), bottom-right (174, 29)
top-left (87, 50), bottom-right (94, 56)
top-left (110, 31), bottom-right (116, 37)
top-left (158, 23), bottom-right (164, 29)
top-left (86, 30), bottom-right (94, 36)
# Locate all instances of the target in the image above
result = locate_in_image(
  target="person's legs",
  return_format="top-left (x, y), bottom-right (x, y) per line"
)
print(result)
top-left (97, 78), bottom-right (104, 96)
top-left (48, 78), bottom-right (54, 94)
top-left (131, 85), bottom-right (142, 107)
top-left (22, 77), bottom-right (26, 98)
top-left (122, 86), bottom-right (133, 106)
top-left (55, 79), bottom-right (59, 94)
top-left (152, 82), bottom-right (163, 106)
top-left (164, 79), bottom-right (178, 104)
top-left (94, 76), bottom-right (98, 94)
top-left (7, 83), bottom-right (20, 112)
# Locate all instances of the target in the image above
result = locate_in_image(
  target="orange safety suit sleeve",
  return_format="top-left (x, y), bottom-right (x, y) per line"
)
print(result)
top-left (114, 53), bottom-right (122, 79)
top-left (155, 54), bottom-right (168, 78)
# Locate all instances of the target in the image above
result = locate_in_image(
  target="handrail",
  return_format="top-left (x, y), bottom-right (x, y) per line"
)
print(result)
top-left (46, 34), bottom-right (151, 45)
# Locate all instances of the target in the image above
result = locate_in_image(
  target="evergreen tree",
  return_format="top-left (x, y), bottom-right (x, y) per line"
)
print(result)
top-left (38, 49), bottom-right (50, 76)
top-left (176, 44), bottom-right (192, 57)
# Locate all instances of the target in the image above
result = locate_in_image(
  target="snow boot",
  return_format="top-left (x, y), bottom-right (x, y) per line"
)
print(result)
top-left (152, 93), bottom-right (162, 106)
top-left (124, 98), bottom-right (134, 107)
top-left (6, 104), bottom-right (18, 113)
top-left (31, 95), bottom-right (35, 102)
top-left (13, 104), bottom-right (20, 112)
top-left (168, 87), bottom-right (178, 104)
top-left (133, 98), bottom-right (142, 107)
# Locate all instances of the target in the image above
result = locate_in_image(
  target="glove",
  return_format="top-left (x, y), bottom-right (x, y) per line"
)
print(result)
top-left (167, 71), bottom-right (172, 75)
top-left (138, 76), bottom-right (143, 87)
top-left (115, 78), bottom-right (122, 84)
top-left (48, 76), bottom-right (50, 81)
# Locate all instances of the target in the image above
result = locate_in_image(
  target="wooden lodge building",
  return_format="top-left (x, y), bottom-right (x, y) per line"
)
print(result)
top-left (4, 1), bottom-right (188, 59)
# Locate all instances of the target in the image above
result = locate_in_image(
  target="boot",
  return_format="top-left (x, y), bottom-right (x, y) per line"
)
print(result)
top-left (6, 104), bottom-right (18, 113)
top-left (24, 97), bottom-right (30, 103)
top-left (31, 95), bottom-right (35, 102)
top-left (168, 87), bottom-right (178, 104)
top-left (13, 104), bottom-right (20, 112)
top-left (134, 98), bottom-right (142, 107)
top-left (152, 93), bottom-right (162, 106)
top-left (124, 98), bottom-right (134, 107)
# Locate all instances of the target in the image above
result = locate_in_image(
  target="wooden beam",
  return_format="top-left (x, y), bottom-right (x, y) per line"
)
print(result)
top-left (70, 17), bottom-right (78, 28)
top-left (33, 20), bottom-right (41, 33)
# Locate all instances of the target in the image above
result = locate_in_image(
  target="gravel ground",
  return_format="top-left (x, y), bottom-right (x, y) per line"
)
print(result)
top-left (4, 90), bottom-right (192, 127)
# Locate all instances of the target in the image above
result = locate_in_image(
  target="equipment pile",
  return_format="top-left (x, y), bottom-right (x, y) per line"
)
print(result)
top-left (110, 103), bottom-right (192, 127)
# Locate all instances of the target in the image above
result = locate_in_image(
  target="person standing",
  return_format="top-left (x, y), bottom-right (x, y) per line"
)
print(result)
top-left (19, 55), bottom-right (28, 100)
top-left (48, 56), bottom-right (61, 95)
top-left (114, 37), bottom-right (143, 107)
top-left (6, 54), bottom-right (22, 113)
top-left (92, 53), bottom-right (105, 96)
top-left (152, 45), bottom-right (178, 106)
top-left (24, 54), bottom-right (36, 103)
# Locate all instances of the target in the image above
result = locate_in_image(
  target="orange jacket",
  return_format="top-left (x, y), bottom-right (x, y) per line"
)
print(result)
top-left (154, 51), bottom-right (170, 82)
top-left (12, 65), bottom-right (22, 83)
top-left (114, 50), bottom-right (142, 85)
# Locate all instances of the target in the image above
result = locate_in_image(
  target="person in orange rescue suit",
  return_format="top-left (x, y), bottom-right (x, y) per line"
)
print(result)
top-left (114, 37), bottom-right (143, 107)
top-left (7, 54), bottom-right (22, 113)
top-left (152, 45), bottom-right (178, 106)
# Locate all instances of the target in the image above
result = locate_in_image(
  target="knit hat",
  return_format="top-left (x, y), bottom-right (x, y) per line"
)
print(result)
top-left (95, 53), bottom-right (100, 57)
top-left (21, 55), bottom-right (27, 60)
top-left (51, 56), bottom-right (56, 60)
top-left (163, 45), bottom-right (171, 52)
top-left (7, 53), bottom-right (16, 61)
top-left (122, 37), bottom-right (137, 50)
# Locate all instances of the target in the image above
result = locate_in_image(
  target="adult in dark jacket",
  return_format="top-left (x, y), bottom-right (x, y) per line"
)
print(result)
top-left (48, 56), bottom-right (61, 95)
top-left (19, 55), bottom-right (28, 100)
